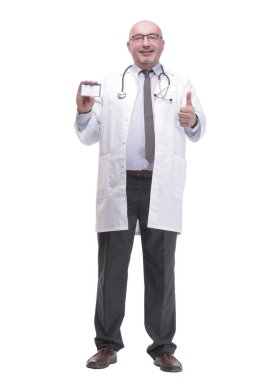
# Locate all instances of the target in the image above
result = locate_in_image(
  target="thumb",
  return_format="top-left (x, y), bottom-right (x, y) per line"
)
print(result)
top-left (186, 91), bottom-right (192, 107)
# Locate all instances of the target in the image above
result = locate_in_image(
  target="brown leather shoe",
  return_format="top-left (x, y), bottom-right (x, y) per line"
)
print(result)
top-left (154, 352), bottom-right (183, 372)
top-left (86, 346), bottom-right (117, 369)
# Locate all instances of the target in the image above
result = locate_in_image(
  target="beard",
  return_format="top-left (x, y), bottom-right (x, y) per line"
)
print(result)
top-left (140, 56), bottom-right (155, 64)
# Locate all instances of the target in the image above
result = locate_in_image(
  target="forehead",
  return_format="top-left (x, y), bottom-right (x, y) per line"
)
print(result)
top-left (130, 22), bottom-right (161, 36)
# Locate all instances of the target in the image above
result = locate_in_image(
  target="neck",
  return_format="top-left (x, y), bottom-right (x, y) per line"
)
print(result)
top-left (136, 60), bottom-right (160, 71)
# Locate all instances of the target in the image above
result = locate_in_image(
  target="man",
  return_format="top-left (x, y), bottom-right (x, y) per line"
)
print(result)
top-left (75, 20), bottom-right (206, 372)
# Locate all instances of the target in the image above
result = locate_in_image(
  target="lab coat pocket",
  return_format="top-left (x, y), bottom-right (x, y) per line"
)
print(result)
top-left (172, 154), bottom-right (187, 200)
top-left (96, 153), bottom-right (110, 199)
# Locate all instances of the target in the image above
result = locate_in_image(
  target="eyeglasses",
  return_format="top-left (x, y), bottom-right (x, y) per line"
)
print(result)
top-left (130, 34), bottom-right (162, 42)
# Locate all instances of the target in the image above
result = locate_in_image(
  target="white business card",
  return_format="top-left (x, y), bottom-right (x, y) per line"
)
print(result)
top-left (81, 84), bottom-right (101, 97)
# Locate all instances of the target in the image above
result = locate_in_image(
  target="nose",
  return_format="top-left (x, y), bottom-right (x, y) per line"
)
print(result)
top-left (142, 36), bottom-right (150, 46)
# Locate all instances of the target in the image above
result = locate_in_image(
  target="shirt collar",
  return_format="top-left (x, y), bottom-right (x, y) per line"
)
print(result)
top-left (131, 63), bottom-right (163, 77)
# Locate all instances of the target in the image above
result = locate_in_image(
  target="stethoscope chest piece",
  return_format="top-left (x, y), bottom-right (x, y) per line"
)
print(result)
top-left (117, 92), bottom-right (126, 99)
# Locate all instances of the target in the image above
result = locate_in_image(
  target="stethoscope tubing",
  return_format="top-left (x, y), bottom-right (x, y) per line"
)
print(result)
top-left (117, 64), bottom-right (170, 100)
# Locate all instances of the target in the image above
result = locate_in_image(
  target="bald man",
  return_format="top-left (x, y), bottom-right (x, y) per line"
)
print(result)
top-left (75, 20), bottom-right (206, 372)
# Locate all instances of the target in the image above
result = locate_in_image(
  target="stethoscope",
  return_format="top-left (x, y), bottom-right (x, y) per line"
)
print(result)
top-left (117, 64), bottom-right (171, 101)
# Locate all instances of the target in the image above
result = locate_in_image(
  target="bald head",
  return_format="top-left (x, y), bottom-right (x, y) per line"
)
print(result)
top-left (129, 20), bottom-right (163, 40)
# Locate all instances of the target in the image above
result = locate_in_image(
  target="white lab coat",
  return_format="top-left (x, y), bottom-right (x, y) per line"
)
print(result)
top-left (75, 67), bottom-right (206, 233)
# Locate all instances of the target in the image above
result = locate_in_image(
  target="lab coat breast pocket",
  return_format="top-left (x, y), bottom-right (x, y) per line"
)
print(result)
top-left (96, 153), bottom-right (110, 199)
top-left (172, 154), bottom-right (187, 200)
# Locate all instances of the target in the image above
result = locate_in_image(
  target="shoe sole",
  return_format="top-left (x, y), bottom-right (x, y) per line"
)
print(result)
top-left (86, 357), bottom-right (117, 369)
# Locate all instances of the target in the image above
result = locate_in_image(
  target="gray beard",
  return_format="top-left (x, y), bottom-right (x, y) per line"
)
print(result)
top-left (140, 57), bottom-right (155, 64)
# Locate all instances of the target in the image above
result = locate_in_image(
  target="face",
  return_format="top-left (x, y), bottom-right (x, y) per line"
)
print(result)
top-left (127, 21), bottom-right (165, 69)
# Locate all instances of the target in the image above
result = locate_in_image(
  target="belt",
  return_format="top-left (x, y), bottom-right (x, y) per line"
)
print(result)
top-left (126, 170), bottom-right (153, 178)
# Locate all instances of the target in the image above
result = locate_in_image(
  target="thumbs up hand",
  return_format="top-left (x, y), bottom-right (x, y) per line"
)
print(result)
top-left (178, 92), bottom-right (198, 128)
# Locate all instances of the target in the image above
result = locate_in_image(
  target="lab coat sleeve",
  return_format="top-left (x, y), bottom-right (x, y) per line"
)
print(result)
top-left (181, 79), bottom-right (206, 142)
top-left (75, 111), bottom-right (92, 132)
top-left (74, 99), bottom-right (102, 146)
top-left (184, 123), bottom-right (201, 141)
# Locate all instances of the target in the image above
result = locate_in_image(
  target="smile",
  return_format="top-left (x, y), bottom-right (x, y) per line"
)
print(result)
top-left (139, 50), bottom-right (154, 55)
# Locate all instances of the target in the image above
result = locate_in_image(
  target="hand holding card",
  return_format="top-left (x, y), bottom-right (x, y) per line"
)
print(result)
top-left (76, 80), bottom-right (100, 114)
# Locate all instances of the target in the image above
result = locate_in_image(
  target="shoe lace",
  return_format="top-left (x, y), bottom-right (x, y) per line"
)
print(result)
top-left (97, 346), bottom-right (114, 359)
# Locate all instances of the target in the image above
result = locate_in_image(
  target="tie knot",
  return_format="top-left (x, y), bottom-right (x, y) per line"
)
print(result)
top-left (141, 69), bottom-right (153, 78)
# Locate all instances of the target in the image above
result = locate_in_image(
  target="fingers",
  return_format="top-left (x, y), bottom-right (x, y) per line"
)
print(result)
top-left (178, 112), bottom-right (192, 127)
top-left (186, 91), bottom-right (192, 106)
top-left (78, 80), bottom-right (98, 94)
top-left (178, 111), bottom-right (190, 120)
top-left (79, 80), bottom-right (98, 86)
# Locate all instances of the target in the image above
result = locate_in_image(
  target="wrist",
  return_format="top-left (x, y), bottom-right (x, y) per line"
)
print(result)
top-left (191, 113), bottom-right (199, 128)
top-left (77, 108), bottom-right (92, 115)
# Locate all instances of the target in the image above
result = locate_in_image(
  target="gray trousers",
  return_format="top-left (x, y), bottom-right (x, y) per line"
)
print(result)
top-left (94, 173), bottom-right (178, 359)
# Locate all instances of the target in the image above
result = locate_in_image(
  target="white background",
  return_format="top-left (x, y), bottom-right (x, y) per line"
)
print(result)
top-left (1, 0), bottom-right (253, 379)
